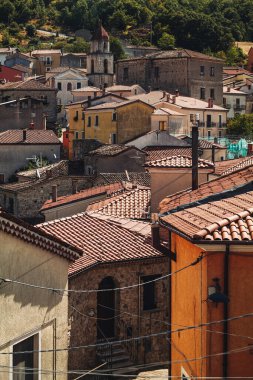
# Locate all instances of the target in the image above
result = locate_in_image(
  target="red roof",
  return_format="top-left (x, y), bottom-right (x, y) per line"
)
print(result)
top-left (41, 183), bottom-right (124, 211)
top-left (145, 155), bottom-right (214, 169)
top-left (159, 165), bottom-right (253, 214)
top-left (214, 157), bottom-right (252, 175)
top-left (0, 79), bottom-right (56, 91)
top-left (0, 209), bottom-right (81, 261)
top-left (91, 23), bottom-right (109, 41)
top-left (87, 187), bottom-right (151, 220)
top-left (144, 147), bottom-right (192, 161)
top-left (160, 185), bottom-right (253, 242)
top-left (0, 130), bottom-right (60, 145)
top-left (38, 213), bottom-right (164, 276)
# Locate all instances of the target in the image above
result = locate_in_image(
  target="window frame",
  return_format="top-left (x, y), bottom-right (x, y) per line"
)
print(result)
top-left (141, 274), bottom-right (160, 311)
top-left (200, 65), bottom-right (205, 76)
top-left (200, 87), bottom-right (205, 100)
top-left (87, 116), bottom-right (91, 127)
top-left (95, 115), bottom-right (99, 127)
top-left (57, 82), bottom-right (62, 91)
top-left (10, 330), bottom-right (41, 380)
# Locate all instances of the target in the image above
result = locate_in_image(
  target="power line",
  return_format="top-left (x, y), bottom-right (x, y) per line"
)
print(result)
top-left (0, 253), bottom-right (204, 294)
top-left (2, 310), bottom-right (253, 356)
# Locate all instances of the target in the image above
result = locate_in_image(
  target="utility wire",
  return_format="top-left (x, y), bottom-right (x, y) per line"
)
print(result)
top-left (0, 253), bottom-right (204, 294)
top-left (2, 310), bottom-right (253, 355)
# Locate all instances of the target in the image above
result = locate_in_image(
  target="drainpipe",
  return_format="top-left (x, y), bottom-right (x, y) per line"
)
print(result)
top-left (223, 244), bottom-right (229, 379)
top-left (192, 115), bottom-right (199, 190)
top-left (168, 230), bottom-right (172, 379)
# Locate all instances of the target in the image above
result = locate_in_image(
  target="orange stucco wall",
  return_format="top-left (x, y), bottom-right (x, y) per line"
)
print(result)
top-left (170, 234), bottom-right (253, 377)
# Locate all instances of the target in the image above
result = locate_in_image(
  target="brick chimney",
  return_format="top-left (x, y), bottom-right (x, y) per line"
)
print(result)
top-left (52, 185), bottom-right (57, 202)
top-left (172, 95), bottom-right (176, 104)
top-left (227, 86), bottom-right (231, 92)
top-left (208, 98), bottom-right (214, 108)
top-left (151, 224), bottom-right (160, 250)
top-left (29, 122), bottom-right (34, 130)
top-left (23, 129), bottom-right (27, 141)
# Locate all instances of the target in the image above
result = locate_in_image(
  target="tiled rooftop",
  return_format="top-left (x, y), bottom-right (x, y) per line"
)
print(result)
top-left (160, 184), bottom-right (253, 242)
top-left (214, 157), bottom-right (252, 175)
top-left (38, 213), bottom-right (164, 276)
top-left (0, 209), bottom-right (81, 261)
top-left (0, 79), bottom-right (56, 90)
top-left (94, 172), bottom-right (151, 188)
top-left (87, 99), bottom-right (151, 111)
top-left (87, 187), bottom-right (151, 220)
top-left (89, 144), bottom-right (132, 156)
top-left (0, 130), bottom-right (60, 145)
top-left (41, 183), bottom-right (124, 211)
top-left (144, 147), bottom-right (192, 161)
top-left (178, 136), bottom-right (225, 150)
top-left (145, 155), bottom-right (214, 169)
top-left (220, 156), bottom-right (253, 176)
top-left (159, 165), bottom-right (253, 214)
top-left (17, 161), bottom-right (68, 180)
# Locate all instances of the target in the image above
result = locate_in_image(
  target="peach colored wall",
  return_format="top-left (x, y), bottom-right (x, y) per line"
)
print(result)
top-left (149, 169), bottom-right (212, 212)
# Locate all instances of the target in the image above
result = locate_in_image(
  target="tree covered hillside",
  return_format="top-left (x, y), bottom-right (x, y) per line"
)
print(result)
top-left (0, 0), bottom-right (253, 57)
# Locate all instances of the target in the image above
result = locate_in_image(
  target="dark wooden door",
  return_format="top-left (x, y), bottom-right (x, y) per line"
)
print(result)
top-left (97, 277), bottom-right (116, 339)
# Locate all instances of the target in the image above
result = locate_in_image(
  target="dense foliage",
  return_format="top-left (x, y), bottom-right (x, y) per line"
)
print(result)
top-left (227, 114), bottom-right (253, 138)
top-left (0, 0), bottom-right (253, 57)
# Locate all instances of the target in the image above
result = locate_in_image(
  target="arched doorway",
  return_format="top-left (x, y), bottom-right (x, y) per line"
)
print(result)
top-left (97, 277), bottom-right (116, 340)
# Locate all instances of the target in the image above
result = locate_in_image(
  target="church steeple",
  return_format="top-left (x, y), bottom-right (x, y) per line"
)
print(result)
top-left (87, 21), bottom-right (114, 88)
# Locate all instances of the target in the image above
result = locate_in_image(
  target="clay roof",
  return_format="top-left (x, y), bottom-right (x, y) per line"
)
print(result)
top-left (214, 157), bottom-right (252, 175)
top-left (0, 130), bottom-right (60, 145)
top-left (159, 165), bottom-right (253, 214)
top-left (219, 156), bottom-right (253, 176)
top-left (17, 161), bottom-right (68, 180)
top-left (145, 155), bottom-right (214, 169)
top-left (223, 86), bottom-right (246, 95)
top-left (178, 136), bottom-right (225, 150)
top-left (87, 187), bottom-right (151, 220)
top-left (41, 183), bottom-right (124, 211)
top-left (38, 213), bottom-right (164, 276)
top-left (88, 144), bottom-right (142, 156)
top-left (94, 172), bottom-right (151, 188)
top-left (0, 79), bottom-right (55, 91)
top-left (32, 49), bottom-right (61, 55)
top-left (144, 146), bottom-right (192, 161)
top-left (87, 99), bottom-right (153, 111)
top-left (0, 209), bottom-right (81, 261)
top-left (11, 64), bottom-right (31, 73)
top-left (160, 183), bottom-right (253, 242)
top-left (91, 23), bottom-right (109, 41)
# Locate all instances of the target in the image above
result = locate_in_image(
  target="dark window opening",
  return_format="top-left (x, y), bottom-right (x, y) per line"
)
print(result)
top-left (13, 334), bottom-right (39, 380)
top-left (123, 67), bottom-right (128, 80)
top-left (67, 82), bottom-right (72, 91)
top-left (112, 112), bottom-right (117, 121)
top-left (57, 82), bottom-right (62, 91)
top-left (77, 82), bottom-right (81, 89)
top-left (91, 59), bottom-right (94, 74)
top-left (210, 88), bottom-right (215, 99)
top-left (95, 115), bottom-right (99, 126)
top-left (104, 59), bottom-right (108, 74)
top-left (200, 65), bottom-right (205, 76)
top-left (142, 274), bottom-right (160, 310)
top-left (200, 87), bottom-right (205, 100)
top-left (87, 116), bottom-right (91, 127)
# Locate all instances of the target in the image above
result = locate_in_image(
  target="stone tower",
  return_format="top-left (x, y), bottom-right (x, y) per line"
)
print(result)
top-left (87, 22), bottom-right (114, 88)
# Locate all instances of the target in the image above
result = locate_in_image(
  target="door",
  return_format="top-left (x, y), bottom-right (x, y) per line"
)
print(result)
top-left (97, 277), bottom-right (116, 340)
top-left (206, 114), bottom-right (212, 128)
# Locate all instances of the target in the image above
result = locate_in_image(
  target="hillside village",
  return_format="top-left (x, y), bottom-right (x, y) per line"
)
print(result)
top-left (2, 19), bottom-right (253, 380)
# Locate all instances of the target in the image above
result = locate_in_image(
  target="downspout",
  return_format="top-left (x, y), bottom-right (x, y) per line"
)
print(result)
top-left (168, 230), bottom-right (172, 379)
top-left (223, 244), bottom-right (229, 379)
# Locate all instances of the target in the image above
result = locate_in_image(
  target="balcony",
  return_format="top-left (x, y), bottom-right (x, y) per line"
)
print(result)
top-left (233, 104), bottom-right (246, 111)
top-left (223, 103), bottom-right (231, 109)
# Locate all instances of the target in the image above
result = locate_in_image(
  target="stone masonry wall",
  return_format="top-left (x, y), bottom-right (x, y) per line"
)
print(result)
top-left (68, 257), bottom-right (169, 372)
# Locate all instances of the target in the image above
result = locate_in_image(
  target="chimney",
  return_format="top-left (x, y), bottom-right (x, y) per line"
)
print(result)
top-left (166, 93), bottom-right (170, 102)
top-left (72, 180), bottom-right (78, 194)
top-left (192, 116), bottom-right (199, 190)
top-left (172, 95), bottom-right (176, 104)
top-left (208, 98), bottom-right (213, 108)
top-left (23, 129), bottom-right (27, 141)
top-left (52, 185), bottom-right (57, 202)
top-left (175, 89), bottom-right (179, 97)
top-left (227, 86), bottom-right (231, 92)
top-left (151, 224), bottom-right (160, 250)
top-left (88, 96), bottom-right (91, 107)
top-left (29, 121), bottom-right (34, 130)
top-left (163, 91), bottom-right (166, 98)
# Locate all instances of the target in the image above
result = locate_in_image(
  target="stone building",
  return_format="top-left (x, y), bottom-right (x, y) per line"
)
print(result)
top-left (0, 209), bottom-right (81, 379)
top-left (0, 79), bottom-right (58, 127)
top-left (38, 212), bottom-right (169, 376)
top-left (116, 49), bottom-right (224, 105)
top-left (31, 49), bottom-right (61, 75)
top-left (0, 161), bottom-right (91, 223)
top-left (60, 52), bottom-right (87, 68)
top-left (87, 23), bottom-right (114, 88)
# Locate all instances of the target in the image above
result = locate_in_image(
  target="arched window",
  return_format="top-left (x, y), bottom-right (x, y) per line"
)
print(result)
top-left (104, 59), bottom-right (108, 74)
top-left (91, 59), bottom-right (94, 74)
top-left (67, 82), bottom-right (72, 91)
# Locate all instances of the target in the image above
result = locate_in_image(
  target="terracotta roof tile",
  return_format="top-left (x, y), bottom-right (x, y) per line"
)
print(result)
top-left (220, 156), bottom-right (253, 176)
top-left (0, 79), bottom-right (55, 91)
top-left (214, 157), bottom-right (252, 175)
top-left (145, 155), bottom-right (214, 168)
top-left (0, 209), bottom-right (81, 260)
top-left (159, 166), bottom-right (253, 214)
top-left (41, 183), bottom-right (124, 211)
top-left (17, 161), bottom-right (68, 180)
top-left (0, 130), bottom-right (60, 144)
top-left (89, 144), bottom-right (131, 156)
top-left (87, 188), bottom-right (151, 220)
top-left (38, 213), bottom-right (164, 276)
top-left (94, 172), bottom-right (151, 188)
top-left (144, 147), bottom-right (192, 161)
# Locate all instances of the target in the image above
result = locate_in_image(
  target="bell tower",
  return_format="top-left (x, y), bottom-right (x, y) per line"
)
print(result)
top-left (87, 22), bottom-right (114, 88)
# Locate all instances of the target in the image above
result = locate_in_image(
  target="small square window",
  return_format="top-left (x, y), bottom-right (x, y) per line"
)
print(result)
top-left (87, 116), bottom-right (91, 127)
top-left (57, 82), bottom-right (62, 91)
top-left (200, 65), bottom-right (205, 76)
top-left (77, 82), bottom-right (81, 89)
top-left (142, 275), bottom-right (160, 311)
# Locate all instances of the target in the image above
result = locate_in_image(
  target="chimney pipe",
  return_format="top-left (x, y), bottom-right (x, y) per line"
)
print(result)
top-left (172, 95), bottom-right (176, 104)
top-left (151, 224), bottom-right (160, 250)
top-left (192, 117), bottom-right (199, 190)
top-left (212, 145), bottom-right (215, 163)
top-left (175, 89), bottom-right (179, 97)
top-left (227, 86), bottom-right (231, 93)
top-left (72, 180), bottom-right (78, 194)
top-left (23, 129), bottom-right (27, 141)
top-left (52, 185), bottom-right (57, 202)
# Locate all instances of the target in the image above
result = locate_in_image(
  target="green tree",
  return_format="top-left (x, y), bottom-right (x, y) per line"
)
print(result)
top-left (110, 37), bottom-right (126, 60)
top-left (26, 24), bottom-right (36, 37)
top-left (227, 114), bottom-right (253, 138)
top-left (157, 32), bottom-right (175, 50)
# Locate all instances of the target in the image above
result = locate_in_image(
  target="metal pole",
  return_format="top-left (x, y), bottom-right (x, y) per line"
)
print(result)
top-left (192, 113), bottom-right (199, 190)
